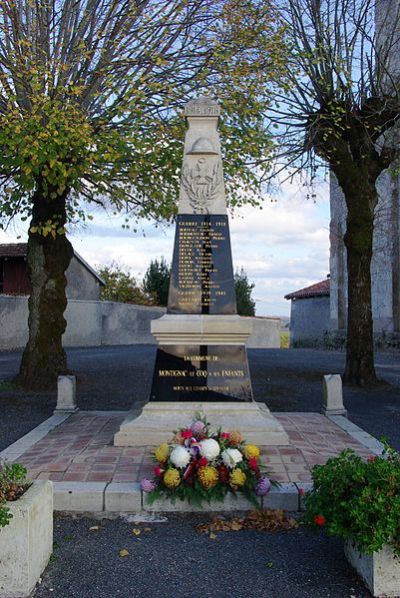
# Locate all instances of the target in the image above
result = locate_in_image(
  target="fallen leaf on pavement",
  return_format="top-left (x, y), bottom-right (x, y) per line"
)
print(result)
top-left (197, 509), bottom-right (299, 534)
top-left (119, 548), bottom-right (129, 557)
top-left (132, 528), bottom-right (141, 536)
top-left (89, 526), bottom-right (99, 532)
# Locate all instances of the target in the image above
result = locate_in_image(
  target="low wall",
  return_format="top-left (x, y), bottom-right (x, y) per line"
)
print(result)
top-left (0, 296), bottom-right (280, 350)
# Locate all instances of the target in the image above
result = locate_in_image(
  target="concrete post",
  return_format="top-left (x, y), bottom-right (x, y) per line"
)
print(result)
top-left (322, 374), bottom-right (347, 417)
top-left (54, 375), bottom-right (78, 414)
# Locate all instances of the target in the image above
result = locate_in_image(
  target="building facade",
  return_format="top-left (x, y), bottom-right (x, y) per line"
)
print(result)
top-left (0, 243), bottom-right (104, 300)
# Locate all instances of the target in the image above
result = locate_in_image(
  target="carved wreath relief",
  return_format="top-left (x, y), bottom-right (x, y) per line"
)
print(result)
top-left (181, 158), bottom-right (223, 214)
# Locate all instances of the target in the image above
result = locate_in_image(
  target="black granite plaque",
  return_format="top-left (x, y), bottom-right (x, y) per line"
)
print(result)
top-left (150, 345), bottom-right (253, 402)
top-left (167, 215), bottom-right (237, 314)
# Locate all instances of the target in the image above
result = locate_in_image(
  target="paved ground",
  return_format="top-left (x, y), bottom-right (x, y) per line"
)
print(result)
top-left (34, 514), bottom-right (371, 598)
top-left (16, 412), bottom-right (372, 484)
top-left (2, 346), bottom-right (396, 597)
top-left (0, 346), bottom-right (399, 451)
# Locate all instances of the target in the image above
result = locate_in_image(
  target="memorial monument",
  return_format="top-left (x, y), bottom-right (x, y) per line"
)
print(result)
top-left (114, 97), bottom-right (289, 446)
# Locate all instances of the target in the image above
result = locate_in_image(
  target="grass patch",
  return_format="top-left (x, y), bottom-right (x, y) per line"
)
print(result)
top-left (280, 332), bottom-right (290, 349)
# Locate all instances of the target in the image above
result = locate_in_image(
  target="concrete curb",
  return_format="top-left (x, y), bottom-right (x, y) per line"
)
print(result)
top-left (53, 481), bottom-right (301, 515)
top-left (326, 415), bottom-right (386, 455)
top-left (0, 413), bottom-right (71, 462)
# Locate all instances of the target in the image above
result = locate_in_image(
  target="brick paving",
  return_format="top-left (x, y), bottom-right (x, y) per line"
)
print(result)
top-left (12, 411), bottom-right (373, 484)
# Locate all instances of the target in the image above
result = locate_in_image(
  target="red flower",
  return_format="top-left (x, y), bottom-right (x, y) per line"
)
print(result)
top-left (248, 457), bottom-right (258, 471)
top-left (198, 457), bottom-right (208, 467)
top-left (298, 488), bottom-right (305, 497)
top-left (181, 429), bottom-right (192, 439)
top-left (154, 465), bottom-right (163, 477)
top-left (221, 432), bottom-right (230, 440)
top-left (218, 465), bottom-right (229, 484)
top-left (368, 456), bottom-right (377, 462)
top-left (314, 515), bottom-right (326, 526)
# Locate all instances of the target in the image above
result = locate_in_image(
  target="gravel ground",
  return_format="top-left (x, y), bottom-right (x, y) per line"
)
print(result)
top-left (0, 346), bottom-right (399, 451)
top-left (33, 514), bottom-right (371, 598)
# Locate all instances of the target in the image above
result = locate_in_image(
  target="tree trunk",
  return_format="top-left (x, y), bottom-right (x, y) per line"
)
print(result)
top-left (342, 183), bottom-right (378, 386)
top-left (17, 188), bottom-right (73, 390)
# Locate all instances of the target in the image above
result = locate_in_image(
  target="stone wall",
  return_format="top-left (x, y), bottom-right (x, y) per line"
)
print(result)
top-left (289, 296), bottom-right (330, 347)
top-left (0, 296), bottom-right (280, 350)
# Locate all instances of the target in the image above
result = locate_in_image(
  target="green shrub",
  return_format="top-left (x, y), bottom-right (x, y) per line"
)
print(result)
top-left (0, 462), bottom-right (29, 529)
top-left (304, 445), bottom-right (400, 556)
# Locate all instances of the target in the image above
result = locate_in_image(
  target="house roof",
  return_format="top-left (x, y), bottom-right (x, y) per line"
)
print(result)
top-left (0, 243), bottom-right (105, 286)
top-left (0, 243), bottom-right (28, 258)
top-left (284, 278), bottom-right (330, 300)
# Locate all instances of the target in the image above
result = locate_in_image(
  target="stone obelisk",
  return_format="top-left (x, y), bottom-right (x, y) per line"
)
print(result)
top-left (114, 97), bottom-right (289, 446)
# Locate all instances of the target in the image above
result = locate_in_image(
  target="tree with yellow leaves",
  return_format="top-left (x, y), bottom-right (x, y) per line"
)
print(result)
top-left (0, 0), bottom-right (287, 388)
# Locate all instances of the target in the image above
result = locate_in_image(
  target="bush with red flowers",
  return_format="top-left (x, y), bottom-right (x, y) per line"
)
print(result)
top-left (140, 416), bottom-right (278, 507)
top-left (304, 444), bottom-right (400, 556)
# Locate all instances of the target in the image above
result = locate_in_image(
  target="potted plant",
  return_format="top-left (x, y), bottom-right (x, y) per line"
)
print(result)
top-left (0, 461), bottom-right (53, 598)
top-left (303, 445), bottom-right (400, 597)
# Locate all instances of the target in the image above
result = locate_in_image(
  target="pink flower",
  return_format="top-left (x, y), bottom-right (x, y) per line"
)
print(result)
top-left (154, 465), bottom-right (163, 477)
top-left (255, 476), bottom-right (271, 496)
top-left (221, 432), bottom-right (230, 440)
top-left (191, 421), bottom-right (206, 437)
top-left (298, 488), bottom-right (305, 497)
top-left (140, 478), bottom-right (156, 493)
top-left (181, 429), bottom-right (192, 439)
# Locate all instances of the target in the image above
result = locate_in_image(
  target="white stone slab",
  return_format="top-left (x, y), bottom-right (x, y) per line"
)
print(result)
top-left (53, 482), bottom-right (106, 512)
top-left (114, 401), bottom-right (289, 446)
top-left (345, 540), bottom-right (400, 597)
top-left (0, 480), bottom-right (53, 598)
top-left (105, 483), bottom-right (142, 512)
top-left (55, 375), bottom-right (78, 414)
top-left (322, 374), bottom-right (347, 416)
top-left (151, 314), bottom-right (252, 345)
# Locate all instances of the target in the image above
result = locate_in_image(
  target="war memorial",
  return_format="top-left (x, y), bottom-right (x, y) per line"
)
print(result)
top-left (114, 97), bottom-right (288, 446)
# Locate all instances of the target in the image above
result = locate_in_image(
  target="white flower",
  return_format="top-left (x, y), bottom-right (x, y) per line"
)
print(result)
top-left (199, 438), bottom-right (220, 461)
top-left (170, 446), bottom-right (191, 469)
top-left (222, 448), bottom-right (243, 469)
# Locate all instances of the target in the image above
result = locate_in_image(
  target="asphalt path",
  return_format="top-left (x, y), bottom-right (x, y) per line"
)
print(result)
top-left (33, 514), bottom-right (371, 598)
top-left (0, 346), bottom-right (399, 451)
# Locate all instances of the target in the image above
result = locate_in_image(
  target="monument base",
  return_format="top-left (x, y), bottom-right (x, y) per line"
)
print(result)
top-left (113, 401), bottom-right (290, 446)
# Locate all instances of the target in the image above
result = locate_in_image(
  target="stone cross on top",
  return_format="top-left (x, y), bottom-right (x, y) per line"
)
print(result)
top-left (179, 96), bottom-right (226, 215)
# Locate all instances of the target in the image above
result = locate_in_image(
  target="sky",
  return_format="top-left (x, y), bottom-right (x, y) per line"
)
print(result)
top-left (0, 176), bottom-right (330, 317)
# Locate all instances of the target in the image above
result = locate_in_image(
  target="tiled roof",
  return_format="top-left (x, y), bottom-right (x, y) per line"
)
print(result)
top-left (285, 278), bottom-right (330, 300)
top-left (0, 243), bottom-right (28, 257)
top-left (0, 243), bottom-right (104, 285)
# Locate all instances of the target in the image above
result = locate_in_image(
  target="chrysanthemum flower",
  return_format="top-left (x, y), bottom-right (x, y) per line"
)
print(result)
top-left (228, 430), bottom-right (242, 445)
top-left (244, 444), bottom-right (260, 460)
top-left (198, 466), bottom-right (219, 489)
top-left (163, 468), bottom-right (181, 489)
top-left (155, 443), bottom-right (169, 463)
top-left (230, 468), bottom-right (246, 489)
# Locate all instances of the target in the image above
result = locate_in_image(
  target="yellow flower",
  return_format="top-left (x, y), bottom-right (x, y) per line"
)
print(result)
top-left (163, 468), bottom-right (181, 489)
top-left (230, 468), bottom-right (246, 489)
top-left (228, 430), bottom-right (242, 445)
top-left (198, 466), bottom-right (219, 490)
top-left (155, 443), bottom-right (170, 463)
top-left (244, 444), bottom-right (260, 460)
